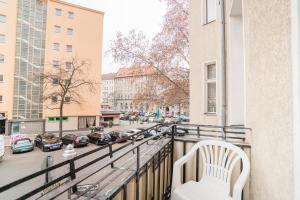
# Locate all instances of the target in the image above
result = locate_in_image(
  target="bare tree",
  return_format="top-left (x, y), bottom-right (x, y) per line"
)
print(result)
top-left (42, 58), bottom-right (97, 138)
top-left (108, 0), bottom-right (189, 113)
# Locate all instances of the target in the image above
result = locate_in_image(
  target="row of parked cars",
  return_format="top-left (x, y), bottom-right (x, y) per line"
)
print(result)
top-left (9, 125), bottom-right (190, 154)
top-left (120, 112), bottom-right (189, 124)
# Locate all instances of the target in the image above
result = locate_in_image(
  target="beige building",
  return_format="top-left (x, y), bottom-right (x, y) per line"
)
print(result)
top-left (189, 0), bottom-right (300, 199)
top-left (0, 0), bottom-right (103, 134)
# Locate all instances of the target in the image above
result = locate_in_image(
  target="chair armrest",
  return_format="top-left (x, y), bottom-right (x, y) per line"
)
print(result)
top-left (172, 143), bottom-right (200, 191)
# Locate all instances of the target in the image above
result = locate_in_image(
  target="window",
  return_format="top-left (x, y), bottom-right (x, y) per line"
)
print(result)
top-left (51, 96), bottom-right (57, 103)
top-left (66, 45), bottom-right (72, 52)
top-left (0, 34), bottom-right (5, 43)
top-left (55, 8), bottom-right (62, 16)
top-left (54, 25), bottom-right (61, 33)
top-left (0, 14), bottom-right (6, 23)
top-left (67, 28), bottom-right (73, 35)
top-left (64, 96), bottom-right (71, 103)
top-left (0, 54), bottom-right (4, 63)
top-left (205, 63), bottom-right (216, 113)
top-left (65, 62), bottom-right (72, 69)
top-left (0, 74), bottom-right (3, 82)
top-left (0, 95), bottom-right (2, 103)
top-left (52, 78), bottom-right (59, 84)
top-left (53, 43), bottom-right (60, 51)
top-left (68, 11), bottom-right (74, 19)
top-left (53, 60), bottom-right (59, 67)
top-left (204, 0), bottom-right (216, 24)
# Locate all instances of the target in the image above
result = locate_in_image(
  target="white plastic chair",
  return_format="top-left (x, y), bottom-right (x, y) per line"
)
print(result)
top-left (172, 140), bottom-right (250, 200)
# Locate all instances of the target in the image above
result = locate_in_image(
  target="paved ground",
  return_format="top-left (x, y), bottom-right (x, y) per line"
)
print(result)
top-left (0, 121), bottom-right (157, 199)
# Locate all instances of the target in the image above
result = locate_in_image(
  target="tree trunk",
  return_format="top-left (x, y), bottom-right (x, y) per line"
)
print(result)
top-left (59, 103), bottom-right (63, 139)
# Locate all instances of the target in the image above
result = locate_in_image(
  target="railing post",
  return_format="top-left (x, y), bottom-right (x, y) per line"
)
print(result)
top-left (170, 125), bottom-right (175, 193)
top-left (197, 126), bottom-right (200, 138)
top-left (69, 158), bottom-right (77, 193)
top-left (109, 144), bottom-right (114, 168)
top-left (136, 146), bottom-right (140, 200)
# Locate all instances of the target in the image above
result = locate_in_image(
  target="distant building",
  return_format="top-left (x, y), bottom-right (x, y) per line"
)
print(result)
top-left (101, 73), bottom-right (116, 110)
top-left (114, 67), bottom-right (157, 113)
top-left (0, 0), bottom-right (103, 134)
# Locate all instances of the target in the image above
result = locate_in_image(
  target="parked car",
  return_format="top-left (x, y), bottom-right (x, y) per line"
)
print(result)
top-left (87, 133), bottom-right (111, 145)
top-left (108, 131), bottom-right (128, 143)
top-left (0, 135), bottom-right (4, 160)
top-left (144, 129), bottom-right (161, 139)
top-left (158, 126), bottom-right (172, 135)
top-left (126, 129), bottom-right (144, 141)
top-left (11, 138), bottom-right (34, 154)
top-left (62, 134), bottom-right (89, 148)
top-left (148, 117), bottom-right (155, 123)
top-left (35, 133), bottom-right (63, 152)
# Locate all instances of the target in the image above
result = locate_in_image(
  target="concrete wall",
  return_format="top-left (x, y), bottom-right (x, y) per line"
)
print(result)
top-left (45, 116), bottom-right (78, 132)
top-left (243, 0), bottom-right (294, 199)
top-left (0, 0), bottom-right (17, 119)
top-left (43, 0), bottom-right (103, 118)
top-left (8, 119), bottom-right (45, 135)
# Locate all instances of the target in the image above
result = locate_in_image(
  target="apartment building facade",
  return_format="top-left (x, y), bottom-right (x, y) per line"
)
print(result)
top-left (101, 73), bottom-right (116, 110)
top-left (114, 67), bottom-right (158, 113)
top-left (189, 0), bottom-right (300, 199)
top-left (0, 0), bottom-right (103, 134)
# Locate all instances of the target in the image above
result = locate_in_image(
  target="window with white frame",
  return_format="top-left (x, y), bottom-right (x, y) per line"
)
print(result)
top-left (203, 0), bottom-right (216, 24)
top-left (53, 43), bottom-right (60, 51)
top-left (205, 63), bottom-right (216, 113)
top-left (67, 28), bottom-right (73, 35)
top-left (55, 8), bottom-right (62, 16)
top-left (0, 14), bottom-right (6, 23)
top-left (54, 25), bottom-right (61, 33)
top-left (0, 34), bottom-right (5, 43)
top-left (68, 11), bottom-right (74, 19)
top-left (66, 45), bottom-right (72, 52)
top-left (65, 61), bottom-right (72, 69)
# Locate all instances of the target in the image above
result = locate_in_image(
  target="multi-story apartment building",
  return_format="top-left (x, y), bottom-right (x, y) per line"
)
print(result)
top-left (0, 0), bottom-right (103, 135)
top-left (189, 0), bottom-right (300, 199)
top-left (114, 67), bottom-right (158, 113)
top-left (101, 73), bottom-right (116, 110)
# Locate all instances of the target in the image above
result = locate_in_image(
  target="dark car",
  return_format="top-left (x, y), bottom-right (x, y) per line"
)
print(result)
top-left (108, 131), bottom-right (128, 143)
top-left (143, 129), bottom-right (161, 139)
top-left (62, 134), bottom-right (89, 147)
top-left (35, 133), bottom-right (63, 152)
top-left (87, 133), bottom-right (111, 145)
top-left (11, 138), bottom-right (34, 154)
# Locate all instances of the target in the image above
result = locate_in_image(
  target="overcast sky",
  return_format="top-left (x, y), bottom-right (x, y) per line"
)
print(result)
top-left (63, 0), bottom-right (166, 74)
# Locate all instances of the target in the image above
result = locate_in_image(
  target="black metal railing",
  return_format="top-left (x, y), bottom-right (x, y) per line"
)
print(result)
top-left (0, 123), bottom-right (251, 200)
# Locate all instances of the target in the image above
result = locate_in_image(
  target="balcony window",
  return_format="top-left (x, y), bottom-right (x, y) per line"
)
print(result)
top-left (0, 34), bottom-right (5, 43)
top-left (55, 8), bottom-right (62, 16)
top-left (53, 43), bottom-right (60, 51)
top-left (203, 0), bottom-right (216, 24)
top-left (67, 28), bottom-right (73, 35)
top-left (66, 45), bottom-right (72, 52)
top-left (205, 63), bottom-right (216, 113)
top-left (52, 78), bottom-right (59, 84)
top-left (54, 25), bottom-right (61, 33)
top-left (0, 14), bottom-right (6, 23)
top-left (64, 96), bottom-right (71, 103)
top-left (51, 96), bottom-right (57, 103)
top-left (0, 54), bottom-right (4, 63)
top-left (68, 11), bottom-right (74, 19)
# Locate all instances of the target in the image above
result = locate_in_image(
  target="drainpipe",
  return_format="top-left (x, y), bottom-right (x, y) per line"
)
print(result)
top-left (219, 0), bottom-right (227, 130)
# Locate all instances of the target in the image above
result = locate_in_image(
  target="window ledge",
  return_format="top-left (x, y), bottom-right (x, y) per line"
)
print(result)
top-left (203, 20), bottom-right (216, 26)
top-left (204, 112), bottom-right (217, 116)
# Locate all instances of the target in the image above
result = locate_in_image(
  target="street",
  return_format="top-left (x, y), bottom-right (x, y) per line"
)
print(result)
top-left (0, 121), bottom-right (157, 199)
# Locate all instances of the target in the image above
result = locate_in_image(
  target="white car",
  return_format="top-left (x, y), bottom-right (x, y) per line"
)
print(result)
top-left (126, 129), bottom-right (144, 141)
top-left (0, 135), bottom-right (4, 161)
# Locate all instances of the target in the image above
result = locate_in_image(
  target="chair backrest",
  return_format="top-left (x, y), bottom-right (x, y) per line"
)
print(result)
top-left (195, 140), bottom-right (250, 194)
